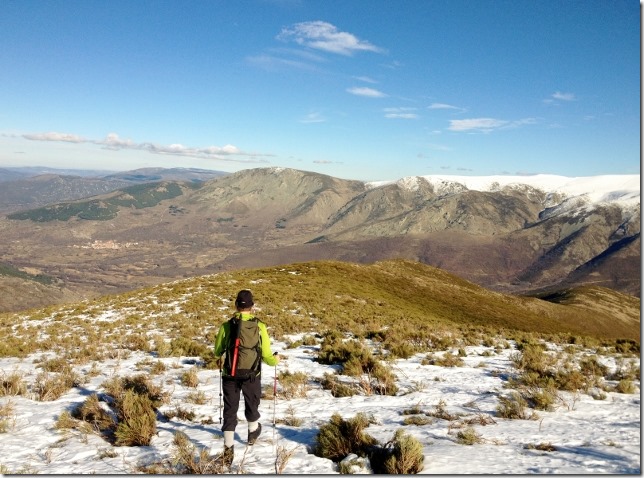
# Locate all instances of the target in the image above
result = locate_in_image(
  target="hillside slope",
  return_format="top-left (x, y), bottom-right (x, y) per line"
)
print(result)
top-left (1, 167), bottom-right (639, 313)
top-left (0, 260), bottom-right (639, 362)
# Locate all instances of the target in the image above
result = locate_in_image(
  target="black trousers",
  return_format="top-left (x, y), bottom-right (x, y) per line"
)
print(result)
top-left (221, 374), bottom-right (262, 432)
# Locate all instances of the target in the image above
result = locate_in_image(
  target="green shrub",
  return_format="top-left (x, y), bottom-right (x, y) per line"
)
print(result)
top-left (276, 405), bottom-right (304, 427)
top-left (54, 410), bottom-right (81, 430)
top-left (378, 429), bottom-right (424, 474)
top-left (33, 369), bottom-right (79, 401)
top-left (0, 371), bottom-right (27, 396)
top-left (554, 369), bottom-right (589, 392)
top-left (278, 370), bottom-right (309, 399)
top-left (0, 400), bottom-right (15, 433)
top-left (114, 390), bottom-right (157, 446)
top-left (456, 427), bottom-right (483, 445)
top-left (614, 379), bottom-right (637, 394)
top-left (320, 373), bottom-right (358, 398)
top-left (186, 390), bottom-right (208, 405)
top-left (72, 393), bottom-right (116, 434)
top-left (510, 344), bottom-right (552, 375)
top-left (104, 374), bottom-right (168, 409)
top-left (170, 337), bottom-right (209, 357)
top-left (386, 340), bottom-right (416, 359)
top-left (169, 431), bottom-right (225, 474)
top-left (524, 386), bottom-right (557, 411)
top-left (403, 415), bottom-right (432, 426)
top-left (163, 405), bottom-right (196, 422)
top-left (578, 355), bottom-right (609, 378)
top-left (427, 399), bottom-right (458, 421)
top-left (181, 368), bottom-right (199, 388)
top-left (496, 392), bottom-right (538, 420)
top-left (313, 413), bottom-right (377, 462)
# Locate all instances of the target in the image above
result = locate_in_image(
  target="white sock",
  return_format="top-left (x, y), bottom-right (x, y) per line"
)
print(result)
top-left (224, 431), bottom-right (234, 447)
top-left (248, 421), bottom-right (259, 433)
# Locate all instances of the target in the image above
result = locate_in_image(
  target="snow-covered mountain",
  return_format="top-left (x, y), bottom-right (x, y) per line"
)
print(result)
top-left (367, 174), bottom-right (640, 209)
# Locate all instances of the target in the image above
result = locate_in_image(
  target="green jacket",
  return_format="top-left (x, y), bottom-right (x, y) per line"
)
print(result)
top-left (213, 312), bottom-right (278, 373)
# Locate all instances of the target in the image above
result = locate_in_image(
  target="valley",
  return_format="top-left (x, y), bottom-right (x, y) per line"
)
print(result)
top-left (0, 167), bottom-right (639, 313)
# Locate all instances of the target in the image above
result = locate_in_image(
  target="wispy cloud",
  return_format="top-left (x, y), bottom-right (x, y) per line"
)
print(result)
top-left (543, 91), bottom-right (576, 104)
top-left (448, 118), bottom-right (536, 133)
top-left (299, 112), bottom-right (326, 124)
top-left (353, 75), bottom-right (378, 84)
top-left (347, 86), bottom-right (386, 98)
top-left (245, 54), bottom-right (320, 72)
top-left (22, 131), bottom-right (268, 163)
top-left (277, 21), bottom-right (385, 56)
top-left (383, 107), bottom-right (418, 119)
top-left (448, 118), bottom-right (508, 132)
top-left (552, 91), bottom-right (575, 101)
top-left (22, 132), bottom-right (85, 143)
top-left (428, 103), bottom-right (462, 111)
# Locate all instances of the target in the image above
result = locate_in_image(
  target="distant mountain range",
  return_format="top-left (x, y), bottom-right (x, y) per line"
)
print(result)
top-left (0, 166), bottom-right (639, 312)
top-left (0, 167), bottom-right (227, 214)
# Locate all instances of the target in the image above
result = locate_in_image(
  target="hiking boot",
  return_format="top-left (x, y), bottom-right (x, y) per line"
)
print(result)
top-left (222, 445), bottom-right (234, 467)
top-left (248, 422), bottom-right (262, 445)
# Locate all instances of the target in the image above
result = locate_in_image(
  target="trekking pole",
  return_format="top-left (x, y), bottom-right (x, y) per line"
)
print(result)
top-left (272, 352), bottom-right (278, 427)
top-left (219, 364), bottom-right (223, 424)
top-left (272, 352), bottom-right (278, 470)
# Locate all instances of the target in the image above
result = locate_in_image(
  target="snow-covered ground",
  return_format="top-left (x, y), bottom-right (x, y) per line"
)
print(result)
top-left (0, 337), bottom-right (639, 474)
top-left (366, 174), bottom-right (641, 209)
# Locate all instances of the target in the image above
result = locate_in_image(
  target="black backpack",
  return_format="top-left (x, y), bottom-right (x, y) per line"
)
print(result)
top-left (224, 316), bottom-right (262, 379)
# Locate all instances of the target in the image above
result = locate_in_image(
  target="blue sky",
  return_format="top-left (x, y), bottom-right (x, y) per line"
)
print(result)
top-left (0, 0), bottom-right (639, 181)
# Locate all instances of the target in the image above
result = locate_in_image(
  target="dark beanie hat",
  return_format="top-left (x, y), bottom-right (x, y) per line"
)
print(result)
top-left (235, 289), bottom-right (254, 308)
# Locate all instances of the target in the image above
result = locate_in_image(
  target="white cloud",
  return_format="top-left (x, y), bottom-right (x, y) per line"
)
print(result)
top-left (353, 75), bottom-right (378, 84)
top-left (447, 117), bottom-right (537, 133)
top-left (277, 21), bottom-right (384, 56)
top-left (299, 112), bottom-right (326, 124)
top-left (384, 107), bottom-right (418, 119)
top-left (347, 86), bottom-right (386, 98)
top-left (385, 113), bottom-right (418, 119)
top-left (21, 131), bottom-right (265, 163)
top-left (23, 132), bottom-right (85, 143)
top-left (448, 118), bottom-right (508, 132)
top-left (552, 91), bottom-right (576, 101)
top-left (429, 103), bottom-right (461, 110)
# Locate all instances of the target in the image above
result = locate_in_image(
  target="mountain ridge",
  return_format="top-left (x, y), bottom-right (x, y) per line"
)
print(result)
top-left (0, 167), bottom-right (639, 313)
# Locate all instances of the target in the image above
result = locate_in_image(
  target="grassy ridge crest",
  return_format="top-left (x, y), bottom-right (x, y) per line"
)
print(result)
top-left (0, 259), bottom-right (637, 361)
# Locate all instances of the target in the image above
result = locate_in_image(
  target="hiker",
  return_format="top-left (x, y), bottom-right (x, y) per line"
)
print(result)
top-left (213, 289), bottom-right (280, 467)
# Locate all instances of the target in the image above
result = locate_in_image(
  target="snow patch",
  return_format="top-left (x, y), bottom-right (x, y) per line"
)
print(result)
top-left (396, 176), bottom-right (421, 191)
top-left (366, 174), bottom-right (640, 208)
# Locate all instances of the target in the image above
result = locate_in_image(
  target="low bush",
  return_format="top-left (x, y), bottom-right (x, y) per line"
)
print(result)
top-left (614, 379), bottom-right (637, 394)
top-left (114, 390), bottom-right (157, 446)
top-left (72, 393), bottom-right (116, 435)
top-left (180, 368), bottom-right (199, 388)
top-left (168, 430), bottom-right (225, 474)
top-left (373, 429), bottom-right (424, 474)
top-left (276, 405), bottom-right (303, 427)
top-left (277, 370), bottom-right (310, 399)
top-left (320, 373), bottom-right (358, 398)
top-left (0, 400), bottom-right (16, 433)
top-left (33, 369), bottom-right (80, 401)
top-left (313, 412), bottom-right (378, 462)
top-left (427, 399), bottom-right (459, 421)
top-left (496, 392), bottom-right (538, 420)
top-left (54, 410), bottom-right (78, 430)
top-left (456, 427), bottom-right (483, 445)
top-left (0, 371), bottom-right (27, 396)
top-left (403, 415), bottom-right (432, 426)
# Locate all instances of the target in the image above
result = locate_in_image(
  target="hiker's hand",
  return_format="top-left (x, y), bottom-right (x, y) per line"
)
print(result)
top-left (215, 357), bottom-right (223, 369)
top-left (273, 352), bottom-right (281, 364)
